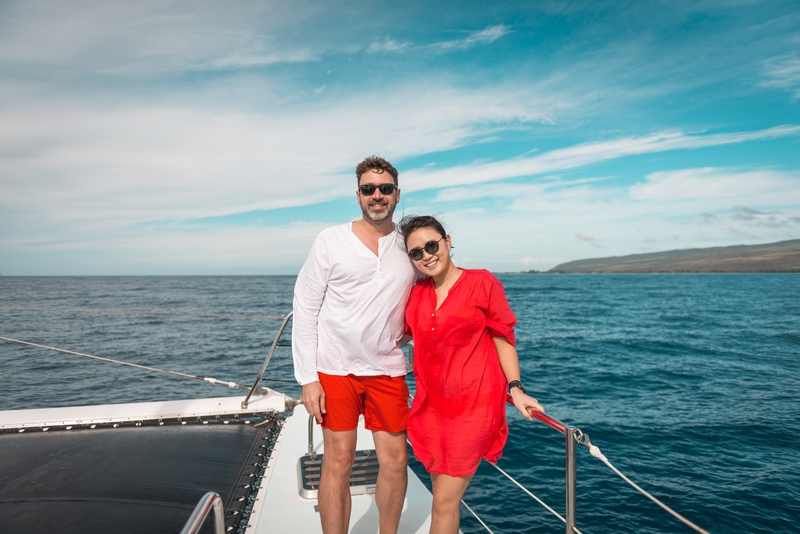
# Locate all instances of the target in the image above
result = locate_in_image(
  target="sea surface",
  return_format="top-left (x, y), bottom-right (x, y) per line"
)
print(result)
top-left (1, 275), bottom-right (798, 533)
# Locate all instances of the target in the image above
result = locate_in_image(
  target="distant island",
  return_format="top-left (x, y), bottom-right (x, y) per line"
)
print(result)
top-left (534, 239), bottom-right (800, 273)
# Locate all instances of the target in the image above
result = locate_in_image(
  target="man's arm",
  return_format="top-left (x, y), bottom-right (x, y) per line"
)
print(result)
top-left (292, 234), bottom-right (330, 423)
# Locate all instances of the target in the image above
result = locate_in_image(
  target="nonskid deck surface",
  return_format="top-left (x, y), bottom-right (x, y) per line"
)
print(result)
top-left (253, 404), bottom-right (435, 534)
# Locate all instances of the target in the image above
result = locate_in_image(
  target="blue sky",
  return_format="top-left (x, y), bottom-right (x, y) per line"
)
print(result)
top-left (1, 0), bottom-right (799, 275)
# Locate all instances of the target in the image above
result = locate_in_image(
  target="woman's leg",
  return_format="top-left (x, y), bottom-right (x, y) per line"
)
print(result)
top-left (429, 471), bottom-right (476, 534)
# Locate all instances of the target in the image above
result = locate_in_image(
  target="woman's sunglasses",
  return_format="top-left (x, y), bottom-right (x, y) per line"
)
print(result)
top-left (407, 236), bottom-right (445, 261)
top-left (358, 183), bottom-right (397, 196)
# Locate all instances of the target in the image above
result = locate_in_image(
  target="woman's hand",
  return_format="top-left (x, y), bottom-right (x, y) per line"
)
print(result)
top-left (510, 387), bottom-right (544, 421)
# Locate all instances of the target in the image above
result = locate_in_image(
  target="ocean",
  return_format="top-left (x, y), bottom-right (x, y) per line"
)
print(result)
top-left (1, 274), bottom-right (798, 533)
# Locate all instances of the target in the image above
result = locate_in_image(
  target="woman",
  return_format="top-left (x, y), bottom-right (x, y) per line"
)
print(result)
top-left (399, 215), bottom-right (544, 534)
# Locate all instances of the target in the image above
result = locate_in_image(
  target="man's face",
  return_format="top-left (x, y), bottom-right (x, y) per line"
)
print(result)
top-left (357, 169), bottom-right (400, 223)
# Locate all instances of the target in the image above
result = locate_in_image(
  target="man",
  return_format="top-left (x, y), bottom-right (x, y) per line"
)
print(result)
top-left (292, 156), bottom-right (417, 534)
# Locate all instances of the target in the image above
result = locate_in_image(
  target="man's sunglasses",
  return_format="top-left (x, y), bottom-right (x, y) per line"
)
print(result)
top-left (407, 237), bottom-right (445, 261)
top-left (359, 183), bottom-right (397, 196)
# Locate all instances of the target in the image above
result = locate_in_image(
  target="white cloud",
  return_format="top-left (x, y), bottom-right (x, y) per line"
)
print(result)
top-left (368, 38), bottom-right (411, 53)
top-left (0, 83), bottom-right (568, 236)
top-left (629, 167), bottom-right (800, 201)
top-left (760, 53), bottom-right (800, 99)
top-left (433, 25), bottom-right (511, 52)
top-left (402, 126), bottom-right (800, 192)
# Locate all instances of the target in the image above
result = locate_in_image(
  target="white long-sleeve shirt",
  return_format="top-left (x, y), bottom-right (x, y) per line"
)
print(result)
top-left (292, 222), bottom-right (417, 386)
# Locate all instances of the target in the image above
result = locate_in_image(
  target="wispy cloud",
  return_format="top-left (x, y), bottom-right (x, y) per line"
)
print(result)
top-left (402, 126), bottom-right (800, 191)
top-left (760, 53), bottom-right (800, 99)
top-left (432, 24), bottom-right (512, 52)
top-left (367, 38), bottom-right (411, 53)
top-left (629, 167), bottom-right (800, 201)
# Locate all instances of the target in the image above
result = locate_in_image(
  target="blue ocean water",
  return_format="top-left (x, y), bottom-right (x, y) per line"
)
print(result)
top-left (0, 275), bottom-right (798, 533)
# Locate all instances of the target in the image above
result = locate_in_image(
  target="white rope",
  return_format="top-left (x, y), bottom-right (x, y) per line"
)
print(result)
top-left (0, 336), bottom-right (254, 392)
top-left (587, 444), bottom-right (710, 534)
top-left (0, 305), bottom-right (286, 319)
top-left (488, 462), bottom-right (567, 524)
top-left (460, 499), bottom-right (495, 534)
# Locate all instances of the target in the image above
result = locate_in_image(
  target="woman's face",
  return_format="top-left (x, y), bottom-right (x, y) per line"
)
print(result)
top-left (406, 226), bottom-right (452, 278)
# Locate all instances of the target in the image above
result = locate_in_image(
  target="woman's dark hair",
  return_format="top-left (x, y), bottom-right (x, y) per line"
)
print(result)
top-left (398, 215), bottom-right (447, 246)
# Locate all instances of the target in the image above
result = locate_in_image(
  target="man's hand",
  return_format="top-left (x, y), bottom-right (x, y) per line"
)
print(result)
top-left (302, 381), bottom-right (326, 423)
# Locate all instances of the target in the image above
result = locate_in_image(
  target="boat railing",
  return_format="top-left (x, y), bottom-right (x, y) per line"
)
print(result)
top-left (526, 410), bottom-right (578, 534)
top-left (180, 492), bottom-right (225, 534)
top-left (242, 311), bottom-right (294, 409)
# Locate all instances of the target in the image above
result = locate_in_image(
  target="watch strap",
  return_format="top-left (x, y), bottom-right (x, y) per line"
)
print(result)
top-left (508, 380), bottom-right (526, 394)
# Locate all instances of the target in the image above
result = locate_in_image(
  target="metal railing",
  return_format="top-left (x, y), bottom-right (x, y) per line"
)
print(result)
top-left (242, 312), bottom-right (293, 409)
top-left (528, 410), bottom-right (579, 534)
top-left (180, 492), bottom-right (225, 534)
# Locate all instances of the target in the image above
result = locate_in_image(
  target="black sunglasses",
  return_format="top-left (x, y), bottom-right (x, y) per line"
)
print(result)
top-left (359, 183), bottom-right (397, 196)
top-left (408, 237), bottom-right (445, 261)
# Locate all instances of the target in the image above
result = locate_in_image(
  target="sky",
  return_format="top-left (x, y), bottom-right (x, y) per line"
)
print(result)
top-left (1, 0), bottom-right (799, 275)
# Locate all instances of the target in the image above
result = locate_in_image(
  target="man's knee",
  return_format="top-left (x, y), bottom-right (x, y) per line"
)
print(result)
top-left (321, 429), bottom-right (357, 478)
top-left (375, 434), bottom-right (408, 475)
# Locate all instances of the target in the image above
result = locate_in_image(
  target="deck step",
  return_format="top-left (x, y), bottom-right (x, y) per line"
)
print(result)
top-left (297, 449), bottom-right (379, 499)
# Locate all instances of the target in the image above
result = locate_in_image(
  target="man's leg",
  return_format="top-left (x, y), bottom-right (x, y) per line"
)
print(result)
top-left (319, 428), bottom-right (358, 534)
top-left (372, 430), bottom-right (409, 534)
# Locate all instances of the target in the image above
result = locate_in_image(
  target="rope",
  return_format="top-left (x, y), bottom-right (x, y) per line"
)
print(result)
top-left (586, 443), bottom-right (710, 534)
top-left (488, 462), bottom-right (573, 527)
top-left (460, 499), bottom-right (495, 534)
top-left (0, 336), bottom-right (255, 392)
top-left (0, 306), bottom-right (286, 320)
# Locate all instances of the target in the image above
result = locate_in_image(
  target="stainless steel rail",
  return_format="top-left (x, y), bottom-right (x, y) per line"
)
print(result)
top-left (528, 410), bottom-right (578, 534)
top-left (180, 492), bottom-right (225, 534)
top-left (242, 312), bottom-right (293, 409)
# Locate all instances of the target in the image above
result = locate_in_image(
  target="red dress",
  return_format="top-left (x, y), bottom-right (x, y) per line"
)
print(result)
top-left (405, 269), bottom-right (517, 476)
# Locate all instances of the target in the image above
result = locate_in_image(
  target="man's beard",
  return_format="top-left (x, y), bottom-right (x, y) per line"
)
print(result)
top-left (361, 200), bottom-right (394, 223)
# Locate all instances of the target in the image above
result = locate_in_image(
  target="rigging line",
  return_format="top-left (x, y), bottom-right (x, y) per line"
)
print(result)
top-left (0, 336), bottom-right (252, 392)
top-left (585, 443), bottom-right (709, 534)
top-left (460, 499), bottom-right (494, 534)
top-left (488, 462), bottom-right (570, 527)
top-left (0, 306), bottom-right (287, 320)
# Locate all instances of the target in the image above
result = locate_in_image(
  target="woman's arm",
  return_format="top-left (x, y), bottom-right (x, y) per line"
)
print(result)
top-left (494, 336), bottom-right (545, 420)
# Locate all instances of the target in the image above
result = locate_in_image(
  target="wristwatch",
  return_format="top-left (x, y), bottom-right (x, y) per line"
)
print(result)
top-left (508, 380), bottom-right (526, 394)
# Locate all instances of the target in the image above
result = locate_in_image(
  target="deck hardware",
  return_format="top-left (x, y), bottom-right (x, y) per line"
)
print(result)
top-left (242, 311), bottom-right (293, 409)
top-left (179, 491), bottom-right (224, 534)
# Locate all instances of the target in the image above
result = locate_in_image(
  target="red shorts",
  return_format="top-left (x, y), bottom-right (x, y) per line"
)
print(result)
top-left (318, 372), bottom-right (409, 433)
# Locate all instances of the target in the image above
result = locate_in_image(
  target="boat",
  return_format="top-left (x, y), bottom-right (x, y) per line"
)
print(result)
top-left (0, 309), bottom-right (709, 534)
top-left (0, 313), bottom-right (440, 534)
